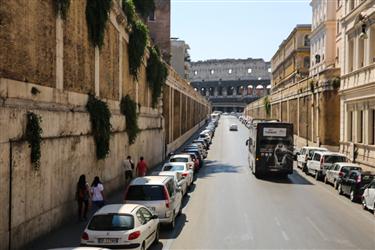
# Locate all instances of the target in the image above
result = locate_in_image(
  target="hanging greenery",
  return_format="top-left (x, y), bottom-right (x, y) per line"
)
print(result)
top-left (146, 46), bottom-right (168, 107)
top-left (122, 0), bottom-right (136, 28)
top-left (86, 95), bottom-right (112, 160)
top-left (54, 0), bottom-right (70, 20)
top-left (128, 20), bottom-right (149, 79)
top-left (264, 96), bottom-right (271, 117)
top-left (25, 112), bottom-right (43, 170)
top-left (86, 0), bottom-right (112, 48)
top-left (331, 77), bottom-right (341, 90)
top-left (133, 0), bottom-right (155, 18)
top-left (120, 95), bottom-right (140, 145)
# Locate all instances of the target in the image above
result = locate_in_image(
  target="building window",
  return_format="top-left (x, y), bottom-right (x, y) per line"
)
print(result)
top-left (348, 39), bottom-right (354, 72)
top-left (370, 109), bottom-right (375, 145)
top-left (210, 69), bottom-right (214, 75)
top-left (358, 110), bottom-right (363, 143)
top-left (148, 11), bottom-right (155, 21)
top-left (358, 37), bottom-right (365, 68)
top-left (304, 57), bottom-right (310, 68)
top-left (228, 69), bottom-right (232, 74)
top-left (370, 25), bottom-right (375, 64)
top-left (268, 68), bottom-right (271, 73)
top-left (349, 0), bottom-right (354, 11)
top-left (247, 68), bottom-right (252, 74)
top-left (348, 111), bottom-right (353, 141)
top-left (304, 35), bottom-right (310, 46)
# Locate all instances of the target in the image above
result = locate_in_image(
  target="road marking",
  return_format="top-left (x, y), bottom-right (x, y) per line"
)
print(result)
top-left (306, 216), bottom-right (328, 241)
top-left (281, 230), bottom-right (290, 241)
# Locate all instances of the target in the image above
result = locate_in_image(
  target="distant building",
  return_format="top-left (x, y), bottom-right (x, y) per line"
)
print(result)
top-left (170, 38), bottom-right (191, 79)
top-left (271, 24), bottom-right (311, 91)
top-left (189, 58), bottom-right (271, 112)
top-left (146, 0), bottom-right (171, 62)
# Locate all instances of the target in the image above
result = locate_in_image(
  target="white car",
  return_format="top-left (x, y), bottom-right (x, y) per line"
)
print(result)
top-left (169, 154), bottom-right (195, 172)
top-left (307, 151), bottom-right (348, 180)
top-left (229, 124), bottom-right (238, 131)
top-left (158, 170), bottom-right (188, 196)
top-left (162, 162), bottom-right (194, 187)
top-left (362, 179), bottom-right (375, 214)
top-left (81, 204), bottom-right (159, 250)
top-left (297, 146), bottom-right (328, 170)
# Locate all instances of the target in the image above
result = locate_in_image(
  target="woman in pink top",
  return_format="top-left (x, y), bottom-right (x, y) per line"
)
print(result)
top-left (136, 156), bottom-right (148, 177)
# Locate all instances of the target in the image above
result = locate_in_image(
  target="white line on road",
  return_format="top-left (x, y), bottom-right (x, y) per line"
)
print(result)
top-left (281, 230), bottom-right (290, 241)
top-left (306, 216), bottom-right (328, 241)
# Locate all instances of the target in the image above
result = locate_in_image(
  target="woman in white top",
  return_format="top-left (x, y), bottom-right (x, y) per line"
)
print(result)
top-left (90, 176), bottom-right (105, 209)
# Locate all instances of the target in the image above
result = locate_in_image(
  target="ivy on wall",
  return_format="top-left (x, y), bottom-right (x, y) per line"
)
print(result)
top-left (86, 0), bottom-right (112, 48)
top-left (86, 95), bottom-right (112, 160)
top-left (120, 95), bottom-right (140, 145)
top-left (128, 20), bottom-right (149, 79)
top-left (122, 0), bottom-right (136, 28)
top-left (133, 0), bottom-right (155, 18)
top-left (25, 112), bottom-right (43, 170)
top-left (264, 96), bottom-right (271, 117)
top-left (146, 46), bottom-right (168, 107)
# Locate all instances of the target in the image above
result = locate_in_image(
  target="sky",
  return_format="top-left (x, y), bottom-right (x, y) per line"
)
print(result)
top-left (171, 0), bottom-right (312, 62)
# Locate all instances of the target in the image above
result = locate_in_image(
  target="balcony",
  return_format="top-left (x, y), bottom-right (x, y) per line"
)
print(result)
top-left (341, 63), bottom-right (375, 91)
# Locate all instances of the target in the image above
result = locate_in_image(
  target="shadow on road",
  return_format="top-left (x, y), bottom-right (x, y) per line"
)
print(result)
top-left (257, 169), bottom-right (313, 185)
top-left (159, 213), bottom-right (187, 240)
top-left (198, 160), bottom-right (242, 179)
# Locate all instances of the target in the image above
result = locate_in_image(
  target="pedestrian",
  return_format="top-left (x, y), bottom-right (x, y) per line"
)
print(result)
top-left (136, 156), bottom-right (148, 177)
top-left (123, 155), bottom-right (134, 184)
top-left (75, 174), bottom-right (90, 221)
top-left (90, 176), bottom-right (105, 210)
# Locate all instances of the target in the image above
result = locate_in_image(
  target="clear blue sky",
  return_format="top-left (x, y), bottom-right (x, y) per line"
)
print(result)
top-left (171, 0), bottom-right (312, 62)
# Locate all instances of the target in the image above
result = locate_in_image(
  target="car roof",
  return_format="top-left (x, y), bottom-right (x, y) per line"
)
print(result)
top-left (163, 162), bottom-right (186, 166)
top-left (130, 176), bottom-right (171, 185)
top-left (319, 152), bottom-right (346, 156)
top-left (334, 162), bottom-right (360, 167)
top-left (171, 154), bottom-right (190, 159)
top-left (94, 204), bottom-right (140, 215)
top-left (303, 147), bottom-right (328, 150)
top-left (159, 171), bottom-right (178, 178)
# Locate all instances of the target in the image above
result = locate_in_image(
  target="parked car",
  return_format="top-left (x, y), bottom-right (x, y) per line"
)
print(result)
top-left (81, 204), bottom-right (159, 250)
top-left (198, 132), bottom-right (211, 144)
top-left (229, 124), bottom-right (238, 131)
top-left (324, 163), bottom-right (362, 189)
top-left (338, 170), bottom-right (375, 202)
top-left (158, 171), bottom-right (188, 196)
top-left (169, 154), bottom-right (195, 171)
top-left (124, 176), bottom-right (182, 229)
top-left (161, 162), bottom-right (194, 187)
top-left (307, 151), bottom-right (347, 180)
top-left (297, 146), bottom-right (328, 171)
top-left (362, 179), bottom-right (375, 214)
top-left (190, 143), bottom-right (207, 158)
top-left (193, 139), bottom-right (209, 150)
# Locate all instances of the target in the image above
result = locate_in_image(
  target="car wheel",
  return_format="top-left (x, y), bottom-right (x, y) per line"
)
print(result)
top-left (361, 197), bottom-right (367, 210)
top-left (324, 176), bottom-right (328, 184)
top-left (334, 180), bottom-right (338, 189)
top-left (338, 184), bottom-right (343, 195)
top-left (350, 190), bottom-right (356, 202)
top-left (153, 227), bottom-right (160, 245)
top-left (315, 171), bottom-right (320, 181)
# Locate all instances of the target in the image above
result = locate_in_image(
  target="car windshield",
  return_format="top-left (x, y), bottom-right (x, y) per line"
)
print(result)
top-left (163, 165), bottom-right (184, 171)
top-left (88, 214), bottom-right (134, 231)
top-left (324, 155), bottom-right (347, 163)
top-left (309, 149), bottom-right (325, 157)
top-left (126, 185), bottom-right (164, 200)
top-left (170, 157), bottom-right (188, 163)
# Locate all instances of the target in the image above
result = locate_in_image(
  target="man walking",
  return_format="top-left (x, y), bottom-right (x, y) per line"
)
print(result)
top-left (136, 156), bottom-right (148, 177)
top-left (123, 156), bottom-right (134, 184)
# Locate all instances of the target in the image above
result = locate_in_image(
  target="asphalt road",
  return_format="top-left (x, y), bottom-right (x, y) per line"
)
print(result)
top-left (152, 115), bottom-right (375, 250)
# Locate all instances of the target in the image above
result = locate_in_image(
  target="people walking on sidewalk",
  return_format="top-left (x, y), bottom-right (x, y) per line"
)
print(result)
top-left (123, 155), bottom-right (134, 184)
top-left (90, 176), bottom-right (105, 210)
top-left (136, 156), bottom-right (148, 177)
top-left (75, 174), bottom-right (91, 221)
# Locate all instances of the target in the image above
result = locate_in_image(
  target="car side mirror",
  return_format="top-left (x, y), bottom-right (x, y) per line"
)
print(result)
top-left (151, 214), bottom-right (158, 220)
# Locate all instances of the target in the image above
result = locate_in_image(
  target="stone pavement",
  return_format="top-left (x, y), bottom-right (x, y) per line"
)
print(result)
top-left (27, 126), bottom-right (206, 250)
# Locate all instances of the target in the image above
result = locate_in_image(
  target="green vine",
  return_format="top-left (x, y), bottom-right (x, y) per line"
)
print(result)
top-left (264, 96), bottom-right (271, 116)
top-left (86, 95), bottom-right (112, 160)
top-left (54, 0), bottom-right (70, 20)
top-left (120, 95), bottom-right (140, 145)
top-left (133, 0), bottom-right (155, 18)
top-left (146, 46), bottom-right (168, 107)
top-left (122, 0), bottom-right (136, 28)
top-left (128, 20), bottom-right (149, 79)
top-left (86, 0), bottom-right (112, 48)
top-left (25, 112), bottom-right (43, 170)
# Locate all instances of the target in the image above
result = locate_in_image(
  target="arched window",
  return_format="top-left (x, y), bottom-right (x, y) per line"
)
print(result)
top-left (304, 57), bottom-right (310, 68)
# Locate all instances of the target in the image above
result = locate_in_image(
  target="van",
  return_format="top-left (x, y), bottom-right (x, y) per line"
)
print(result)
top-left (124, 176), bottom-right (182, 229)
top-left (297, 146), bottom-right (328, 171)
top-left (307, 151), bottom-right (348, 181)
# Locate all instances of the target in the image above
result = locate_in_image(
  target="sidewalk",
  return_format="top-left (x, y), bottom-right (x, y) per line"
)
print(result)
top-left (28, 125), bottom-right (206, 250)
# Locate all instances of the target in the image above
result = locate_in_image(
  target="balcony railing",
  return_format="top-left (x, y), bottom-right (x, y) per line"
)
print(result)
top-left (341, 63), bottom-right (375, 90)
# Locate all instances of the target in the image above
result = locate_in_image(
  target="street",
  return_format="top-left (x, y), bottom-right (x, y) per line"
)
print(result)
top-left (153, 115), bottom-right (375, 250)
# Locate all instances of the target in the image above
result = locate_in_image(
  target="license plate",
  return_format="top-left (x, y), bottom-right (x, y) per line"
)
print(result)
top-left (98, 238), bottom-right (118, 244)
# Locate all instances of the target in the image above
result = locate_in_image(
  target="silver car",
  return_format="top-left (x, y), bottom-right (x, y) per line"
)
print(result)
top-left (124, 176), bottom-right (182, 229)
top-left (362, 179), bottom-right (375, 215)
top-left (158, 171), bottom-right (188, 196)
